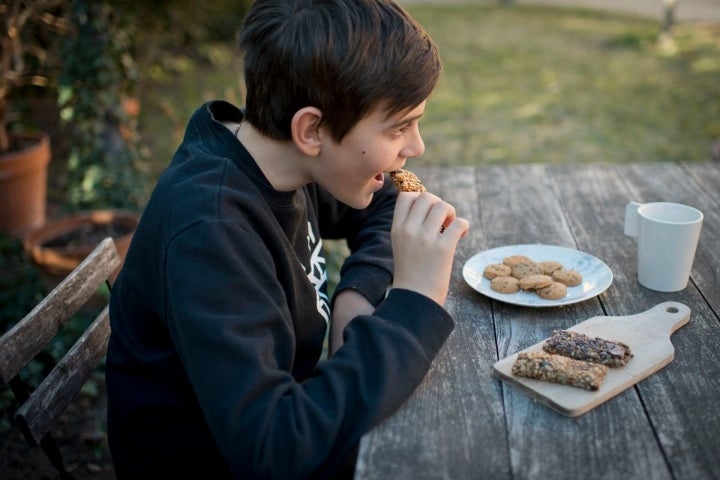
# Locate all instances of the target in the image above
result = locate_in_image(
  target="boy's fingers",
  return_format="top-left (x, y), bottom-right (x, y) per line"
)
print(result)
top-left (435, 219), bottom-right (469, 245)
top-left (425, 201), bottom-right (456, 231)
top-left (444, 217), bottom-right (470, 238)
top-left (393, 192), bottom-right (443, 231)
top-left (392, 192), bottom-right (422, 224)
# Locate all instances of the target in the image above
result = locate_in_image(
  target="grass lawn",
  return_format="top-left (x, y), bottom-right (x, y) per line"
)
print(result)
top-left (137, 4), bottom-right (720, 177)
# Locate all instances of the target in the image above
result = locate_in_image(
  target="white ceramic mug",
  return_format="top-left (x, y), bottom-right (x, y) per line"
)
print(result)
top-left (624, 201), bottom-right (703, 292)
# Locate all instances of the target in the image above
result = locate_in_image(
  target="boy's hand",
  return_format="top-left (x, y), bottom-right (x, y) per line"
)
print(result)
top-left (391, 192), bottom-right (470, 306)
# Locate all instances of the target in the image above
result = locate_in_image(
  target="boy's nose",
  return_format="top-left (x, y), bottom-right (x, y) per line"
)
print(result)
top-left (402, 130), bottom-right (425, 159)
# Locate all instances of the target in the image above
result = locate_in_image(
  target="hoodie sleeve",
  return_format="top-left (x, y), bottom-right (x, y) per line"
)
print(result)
top-left (313, 178), bottom-right (397, 306)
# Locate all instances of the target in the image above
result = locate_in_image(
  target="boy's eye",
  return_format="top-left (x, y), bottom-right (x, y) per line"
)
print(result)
top-left (393, 124), bottom-right (411, 136)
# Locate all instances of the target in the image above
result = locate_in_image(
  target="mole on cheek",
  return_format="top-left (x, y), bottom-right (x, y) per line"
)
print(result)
top-left (362, 150), bottom-right (366, 154)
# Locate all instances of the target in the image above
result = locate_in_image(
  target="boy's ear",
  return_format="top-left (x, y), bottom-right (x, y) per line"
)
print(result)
top-left (291, 107), bottom-right (324, 156)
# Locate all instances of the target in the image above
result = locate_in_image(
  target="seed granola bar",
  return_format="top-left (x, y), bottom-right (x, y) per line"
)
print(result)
top-left (543, 330), bottom-right (633, 367)
top-left (389, 169), bottom-right (426, 193)
top-left (512, 351), bottom-right (608, 391)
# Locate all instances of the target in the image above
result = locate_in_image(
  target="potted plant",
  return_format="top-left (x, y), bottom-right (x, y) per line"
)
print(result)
top-left (0, 0), bottom-right (70, 237)
top-left (22, 208), bottom-right (138, 290)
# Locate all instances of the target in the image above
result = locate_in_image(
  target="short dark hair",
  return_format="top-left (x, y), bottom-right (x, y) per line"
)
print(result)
top-left (238, 0), bottom-right (442, 142)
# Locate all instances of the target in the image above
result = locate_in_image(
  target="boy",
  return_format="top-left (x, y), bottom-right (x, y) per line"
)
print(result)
top-left (105, 0), bottom-right (470, 478)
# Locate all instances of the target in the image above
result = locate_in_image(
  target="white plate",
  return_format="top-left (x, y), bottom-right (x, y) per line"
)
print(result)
top-left (462, 244), bottom-right (613, 307)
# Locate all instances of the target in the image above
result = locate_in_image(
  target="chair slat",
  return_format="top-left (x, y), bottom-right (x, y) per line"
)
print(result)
top-left (15, 306), bottom-right (112, 446)
top-left (0, 237), bottom-right (120, 384)
top-left (0, 236), bottom-right (122, 478)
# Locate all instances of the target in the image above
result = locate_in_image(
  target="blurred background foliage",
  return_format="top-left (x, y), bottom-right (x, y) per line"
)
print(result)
top-left (411, 4), bottom-right (720, 166)
top-left (55, 0), bottom-right (253, 212)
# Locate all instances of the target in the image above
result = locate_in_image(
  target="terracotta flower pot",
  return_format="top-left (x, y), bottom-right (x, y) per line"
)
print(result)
top-left (0, 132), bottom-right (51, 237)
top-left (23, 209), bottom-right (139, 292)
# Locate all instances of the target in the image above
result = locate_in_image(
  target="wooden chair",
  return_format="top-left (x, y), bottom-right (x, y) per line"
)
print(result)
top-left (0, 237), bottom-right (121, 479)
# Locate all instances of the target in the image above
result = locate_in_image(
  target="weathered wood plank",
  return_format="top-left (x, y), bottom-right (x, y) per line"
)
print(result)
top-left (0, 238), bottom-right (120, 384)
top-left (474, 163), bottom-right (574, 248)
top-left (478, 164), bottom-right (670, 480)
top-left (613, 163), bottom-right (720, 480)
top-left (357, 163), bottom-right (720, 480)
top-left (682, 160), bottom-right (720, 205)
top-left (15, 307), bottom-right (111, 445)
top-left (550, 163), bottom-right (720, 480)
top-left (356, 167), bottom-right (510, 479)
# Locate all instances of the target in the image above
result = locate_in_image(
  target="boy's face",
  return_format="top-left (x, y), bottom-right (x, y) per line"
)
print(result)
top-left (315, 101), bottom-right (427, 209)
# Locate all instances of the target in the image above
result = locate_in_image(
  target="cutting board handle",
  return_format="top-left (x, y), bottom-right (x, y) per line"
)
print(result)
top-left (578, 301), bottom-right (690, 342)
top-left (633, 301), bottom-right (691, 336)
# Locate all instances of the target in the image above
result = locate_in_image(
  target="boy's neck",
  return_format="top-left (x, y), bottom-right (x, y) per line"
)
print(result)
top-left (236, 122), bottom-right (309, 192)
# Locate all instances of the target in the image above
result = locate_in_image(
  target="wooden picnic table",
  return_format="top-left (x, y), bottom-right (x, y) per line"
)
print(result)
top-left (355, 161), bottom-right (720, 480)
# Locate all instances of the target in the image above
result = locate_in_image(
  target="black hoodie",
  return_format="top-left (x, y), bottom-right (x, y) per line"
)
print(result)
top-left (106, 101), bottom-right (454, 479)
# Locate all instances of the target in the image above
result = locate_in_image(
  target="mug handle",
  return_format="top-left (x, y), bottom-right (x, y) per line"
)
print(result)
top-left (624, 201), bottom-right (642, 237)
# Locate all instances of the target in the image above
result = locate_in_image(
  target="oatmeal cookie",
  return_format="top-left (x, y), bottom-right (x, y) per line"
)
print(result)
top-left (510, 263), bottom-right (543, 279)
top-left (552, 269), bottom-right (583, 287)
top-left (535, 281), bottom-right (567, 300)
top-left (502, 255), bottom-right (535, 268)
top-left (519, 274), bottom-right (553, 291)
top-left (538, 260), bottom-right (564, 275)
top-left (490, 276), bottom-right (520, 294)
top-left (483, 263), bottom-right (512, 280)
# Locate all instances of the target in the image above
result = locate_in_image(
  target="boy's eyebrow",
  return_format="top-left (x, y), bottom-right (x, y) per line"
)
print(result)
top-left (389, 111), bottom-right (424, 127)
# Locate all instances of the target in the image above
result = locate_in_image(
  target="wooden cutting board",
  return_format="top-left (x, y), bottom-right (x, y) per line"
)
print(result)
top-left (493, 301), bottom-right (691, 417)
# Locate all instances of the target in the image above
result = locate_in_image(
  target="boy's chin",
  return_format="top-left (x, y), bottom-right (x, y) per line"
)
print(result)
top-left (344, 192), bottom-right (374, 210)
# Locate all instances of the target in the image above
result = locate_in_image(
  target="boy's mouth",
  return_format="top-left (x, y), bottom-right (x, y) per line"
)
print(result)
top-left (371, 172), bottom-right (386, 192)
